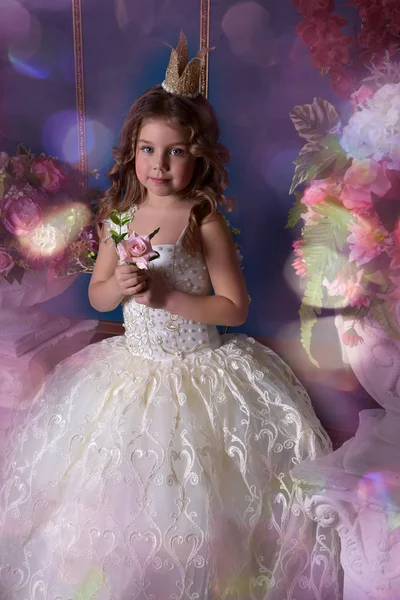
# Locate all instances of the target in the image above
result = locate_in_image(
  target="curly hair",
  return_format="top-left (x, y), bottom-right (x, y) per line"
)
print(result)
top-left (97, 85), bottom-right (232, 254)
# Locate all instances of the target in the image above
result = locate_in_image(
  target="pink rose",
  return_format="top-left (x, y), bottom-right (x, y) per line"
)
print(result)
top-left (31, 157), bottom-right (65, 192)
top-left (340, 159), bottom-right (392, 212)
top-left (350, 84), bottom-right (375, 108)
top-left (0, 248), bottom-right (14, 276)
top-left (117, 232), bottom-right (158, 269)
top-left (2, 185), bottom-right (42, 236)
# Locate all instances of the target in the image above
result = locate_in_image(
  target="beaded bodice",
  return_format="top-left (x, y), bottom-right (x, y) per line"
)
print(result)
top-left (122, 240), bottom-right (221, 360)
top-left (104, 212), bottom-right (221, 360)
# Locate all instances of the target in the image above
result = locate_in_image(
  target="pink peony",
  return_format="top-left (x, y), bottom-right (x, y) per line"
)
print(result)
top-left (2, 185), bottom-right (42, 236)
top-left (0, 248), bottom-right (14, 277)
top-left (340, 159), bottom-right (392, 212)
top-left (347, 215), bottom-right (391, 266)
top-left (350, 84), bottom-right (375, 108)
top-left (301, 178), bottom-right (341, 207)
top-left (117, 232), bottom-right (157, 269)
top-left (31, 157), bottom-right (65, 193)
top-left (342, 327), bottom-right (364, 348)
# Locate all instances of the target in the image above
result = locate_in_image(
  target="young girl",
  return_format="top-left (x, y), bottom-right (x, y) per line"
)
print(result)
top-left (0, 34), bottom-right (340, 600)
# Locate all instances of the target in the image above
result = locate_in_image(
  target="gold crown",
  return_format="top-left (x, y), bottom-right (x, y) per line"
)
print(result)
top-left (162, 31), bottom-right (212, 98)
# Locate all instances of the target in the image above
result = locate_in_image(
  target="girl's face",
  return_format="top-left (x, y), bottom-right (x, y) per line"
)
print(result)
top-left (135, 118), bottom-right (196, 201)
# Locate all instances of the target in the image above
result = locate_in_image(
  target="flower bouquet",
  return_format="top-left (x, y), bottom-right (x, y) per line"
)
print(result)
top-left (0, 145), bottom-right (99, 285)
top-left (107, 210), bottom-right (160, 269)
top-left (288, 56), bottom-right (400, 366)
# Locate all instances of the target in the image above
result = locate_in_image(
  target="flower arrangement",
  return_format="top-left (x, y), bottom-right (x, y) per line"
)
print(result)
top-left (0, 145), bottom-right (99, 284)
top-left (107, 210), bottom-right (160, 269)
top-left (288, 56), bottom-right (400, 366)
top-left (293, 0), bottom-right (400, 98)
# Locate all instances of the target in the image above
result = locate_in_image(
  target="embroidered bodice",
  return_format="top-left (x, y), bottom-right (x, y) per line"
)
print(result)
top-left (105, 213), bottom-right (221, 360)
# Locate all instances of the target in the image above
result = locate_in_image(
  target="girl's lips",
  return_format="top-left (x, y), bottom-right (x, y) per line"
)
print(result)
top-left (150, 177), bottom-right (170, 184)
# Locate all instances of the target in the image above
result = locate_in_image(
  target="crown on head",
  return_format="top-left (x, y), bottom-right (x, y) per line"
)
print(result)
top-left (162, 31), bottom-right (211, 98)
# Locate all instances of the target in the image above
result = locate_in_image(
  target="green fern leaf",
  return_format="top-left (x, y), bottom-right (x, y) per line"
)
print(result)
top-left (299, 302), bottom-right (320, 368)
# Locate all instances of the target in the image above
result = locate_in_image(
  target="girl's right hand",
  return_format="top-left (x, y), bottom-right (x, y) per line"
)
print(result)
top-left (114, 263), bottom-right (148, 296)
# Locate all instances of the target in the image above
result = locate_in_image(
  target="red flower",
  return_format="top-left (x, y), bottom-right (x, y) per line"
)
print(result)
top-left (293, 0), bottom-right (334, 18)
top-left (329, 66), bottom-right (355, 98)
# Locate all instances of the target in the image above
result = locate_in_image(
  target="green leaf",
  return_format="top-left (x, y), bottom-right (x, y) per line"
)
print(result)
top-left (289, 150), bottom-right (335, 195)
top-left (290, 97), bottom-right (341, 143)
top-left (121, 216), bottom-right (132, 225)
top-left (299, 302), bottom-right (320, 368)
top-left (286, 194), bottom-right (307, 228)
top-left (148, 227), bottom-right (160, 241)
top-left (370, 299), bottom-right (400, 341)
top-left (109, 213), bottom-right (121, 226)
top-left (148, 251), bottom-right (160, 262)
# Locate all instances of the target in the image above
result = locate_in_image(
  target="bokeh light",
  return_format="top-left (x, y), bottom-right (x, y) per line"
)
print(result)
top-left (43, 112), bottom-right (114, 167)
top-left (19, 202), bottom-right (92, 261)
top-left (0, 0), bottom-right (32, 52)
top-left (222, 1), bottom-right (277, 68)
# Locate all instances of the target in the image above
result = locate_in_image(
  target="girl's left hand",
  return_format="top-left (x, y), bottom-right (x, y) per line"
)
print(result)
top-left (134, 274), bottom-right (170, 309)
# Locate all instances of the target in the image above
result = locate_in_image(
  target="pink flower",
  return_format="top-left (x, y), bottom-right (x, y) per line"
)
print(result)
top-left (346, 270), bottom-right (370, 308)
top-left (2, 185), bottom-right (42, 236)
top-left (31, 157), bottom-right (65, 192)
top-left (292, 256), bottom-right (307, 277)
top-left (347, 215), bottom-right (391, 266)
top-left (324, 270), bottom-right (370, 308)
top-left (0, 152), bottom-right (9, 171)
top-left (301, 178), bottom-right (341, 207)
top-left (350, 84), bottom-right (375, 108)
top-left (342, 327), bottom-right (364, 347)
top-left (340, 159), bottom-right (392, 212)
top-left (11, 155), bottom-right (29, 179)
top-left (117, 232), bottom-right (158, 269)
top-left (0, 248), bottom-right (14, 277)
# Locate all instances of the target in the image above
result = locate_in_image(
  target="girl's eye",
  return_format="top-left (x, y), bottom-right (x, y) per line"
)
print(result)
top-left (141, 146), bottom-right (153, 153)
top-left (170, 148), bottom-right (184, 156)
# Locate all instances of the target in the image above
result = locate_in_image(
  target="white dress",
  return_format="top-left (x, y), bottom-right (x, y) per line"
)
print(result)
top-left (0, 220), bottom-right (341, 599)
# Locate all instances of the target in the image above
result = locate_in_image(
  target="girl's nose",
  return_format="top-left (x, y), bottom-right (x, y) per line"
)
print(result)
top-left (153, 153), bottom-right (169, 172)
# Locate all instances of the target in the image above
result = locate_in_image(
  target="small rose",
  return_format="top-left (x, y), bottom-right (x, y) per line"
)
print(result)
top-left (341, 327), bottom-right (364, 348)
top-left (117, 232), bottom-right (158, 269)
top-left (31, 157), bottom-right (65, 192)
top-left (0, 248), bottom-right (14, 277)
top-left (2, 186), bottom-right (42, 236)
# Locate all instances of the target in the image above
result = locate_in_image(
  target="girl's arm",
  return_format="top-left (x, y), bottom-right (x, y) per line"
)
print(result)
top-left (164, 215), bottom-right (249, 326)
top-left (88, 229), bottom-right (147, 312)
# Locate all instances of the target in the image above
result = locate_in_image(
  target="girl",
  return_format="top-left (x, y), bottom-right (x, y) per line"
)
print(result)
top-left (0, 35), bottom-right (340, 600)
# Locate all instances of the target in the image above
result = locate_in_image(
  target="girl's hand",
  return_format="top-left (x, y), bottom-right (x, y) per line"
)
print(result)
top-left (135, 275), bottom-right (170, 309)
top-left (114, 263), bottom-right (148, 296)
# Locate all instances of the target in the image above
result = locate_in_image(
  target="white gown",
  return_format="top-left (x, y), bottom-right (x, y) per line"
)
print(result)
top-left (0, 221), bottom-right (341, 599)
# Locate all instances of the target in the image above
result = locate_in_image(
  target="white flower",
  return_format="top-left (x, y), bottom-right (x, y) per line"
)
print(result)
top-left (30, 224), bottom-right (65, 256)
top-left (340, 82), bottom-right (400, 168)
